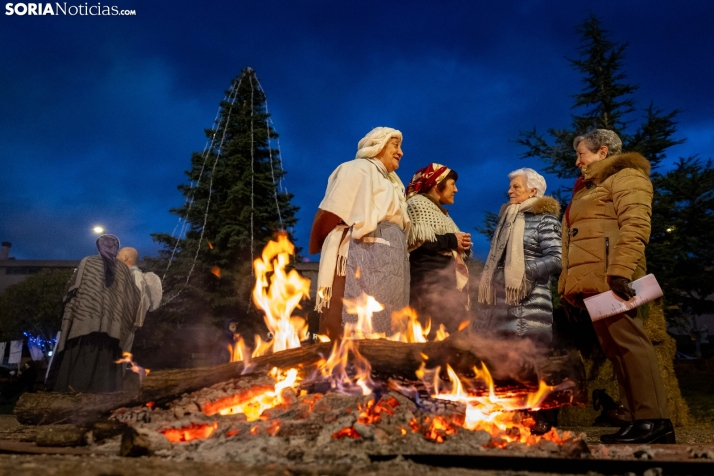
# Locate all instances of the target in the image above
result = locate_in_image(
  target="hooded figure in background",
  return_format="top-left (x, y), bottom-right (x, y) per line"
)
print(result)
top-left (48, 235), bottom-right (140, 393)
top-left (309, 127), bottom-right (411, 339)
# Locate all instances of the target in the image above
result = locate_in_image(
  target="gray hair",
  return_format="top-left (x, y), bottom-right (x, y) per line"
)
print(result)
top-left (508, 168), bottom-right (546, 197)
top-left (573, 129), bottom-right (622, 157)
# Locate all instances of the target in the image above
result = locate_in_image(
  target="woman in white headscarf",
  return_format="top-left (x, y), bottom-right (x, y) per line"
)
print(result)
top-left (309, 127), bottom-right (411, 339)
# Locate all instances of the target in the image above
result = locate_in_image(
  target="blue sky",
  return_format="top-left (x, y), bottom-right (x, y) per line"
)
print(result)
top-left (1, 0), bottom-right (713, 261)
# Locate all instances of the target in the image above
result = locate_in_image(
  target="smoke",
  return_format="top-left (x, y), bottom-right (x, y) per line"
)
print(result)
top-left (451, 329), bottom-right (545, 384)
top-left (413, 266), bottom-right (549, 383)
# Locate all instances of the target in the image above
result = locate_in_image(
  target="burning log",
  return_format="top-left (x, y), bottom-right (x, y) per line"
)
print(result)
top-left (15, 335), bottom-right (585, 426)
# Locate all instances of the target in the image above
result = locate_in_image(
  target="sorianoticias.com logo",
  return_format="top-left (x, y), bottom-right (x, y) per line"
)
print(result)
top-left (5, 2), bottom-right (137, 15)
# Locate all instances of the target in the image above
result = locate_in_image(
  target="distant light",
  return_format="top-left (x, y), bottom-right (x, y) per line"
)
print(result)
top-left (666, 227), bottom-right (674, 233)
top-left (93, 226), bottom-right (105, 234)
top-left (47, 351), bottom-right (54, 357)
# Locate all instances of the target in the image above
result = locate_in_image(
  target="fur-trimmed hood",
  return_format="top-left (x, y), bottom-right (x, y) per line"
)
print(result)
top-left (498, 196), bottom-right (561, 218)
top-left (583, 152), bottom-right (651, 184)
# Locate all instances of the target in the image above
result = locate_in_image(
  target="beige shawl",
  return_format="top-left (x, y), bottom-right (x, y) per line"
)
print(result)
top-left (478, 197), bottom-right (537, 305)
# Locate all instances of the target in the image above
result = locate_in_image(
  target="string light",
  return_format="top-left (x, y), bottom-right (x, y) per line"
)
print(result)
top-left (161, 69), bottom-right (287, 304)
top-left (22, 332), bottom-right (57, 355)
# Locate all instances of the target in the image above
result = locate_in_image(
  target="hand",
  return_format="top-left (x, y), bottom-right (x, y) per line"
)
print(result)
top-left (607, 276), bottom-right (635, 301)
top-left (455, 233), bottom-right (472, 252)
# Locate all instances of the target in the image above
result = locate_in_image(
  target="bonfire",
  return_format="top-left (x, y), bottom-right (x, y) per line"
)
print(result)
top-left (16, 233), bottom-right (587, 464)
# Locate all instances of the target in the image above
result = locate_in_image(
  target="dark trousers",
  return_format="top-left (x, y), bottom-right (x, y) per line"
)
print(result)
top-left (593, 310), bottom-right (669, 420)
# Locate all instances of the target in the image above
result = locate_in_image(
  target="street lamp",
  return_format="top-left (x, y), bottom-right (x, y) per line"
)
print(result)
top-left (93, 226), bottom-right (105, 234)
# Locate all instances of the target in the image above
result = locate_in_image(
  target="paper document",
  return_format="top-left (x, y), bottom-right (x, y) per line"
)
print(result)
top-left (584, 274), bottom-right (663, 321)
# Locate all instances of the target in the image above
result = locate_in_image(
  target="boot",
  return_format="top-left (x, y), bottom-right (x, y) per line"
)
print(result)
top-left (600, 423), bottom-right (634, 444)
top-left (606, 419), bottom-right (675, 444)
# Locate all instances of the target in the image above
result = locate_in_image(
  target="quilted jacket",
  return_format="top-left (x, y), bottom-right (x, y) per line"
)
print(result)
top-left (558, 152), bottom-right (653, 307)
top-left (479, 196), bottom-right (562, 345)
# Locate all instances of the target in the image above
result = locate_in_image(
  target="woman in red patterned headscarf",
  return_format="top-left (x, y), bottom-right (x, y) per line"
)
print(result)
top-left (406, 163), bottom-right (471, 337)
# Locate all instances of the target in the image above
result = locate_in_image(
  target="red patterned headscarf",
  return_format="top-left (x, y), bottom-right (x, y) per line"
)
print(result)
top-left (406, 163), bottom-right (451, 199)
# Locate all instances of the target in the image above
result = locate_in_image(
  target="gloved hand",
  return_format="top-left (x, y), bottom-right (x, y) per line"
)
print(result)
top-left (607, 276), bottom-right (636, 301)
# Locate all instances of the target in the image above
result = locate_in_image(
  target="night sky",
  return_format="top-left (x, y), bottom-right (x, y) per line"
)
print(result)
top-left (2, 0), bottom-right (713, 262)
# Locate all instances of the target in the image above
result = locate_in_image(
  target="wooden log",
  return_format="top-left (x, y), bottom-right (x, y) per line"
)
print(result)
top-left (35, 425), bottom-right (88, 447)
top-left (15, 391), bottom-right (135, 426)
top-left (15, 335), bottom-right (586, 426)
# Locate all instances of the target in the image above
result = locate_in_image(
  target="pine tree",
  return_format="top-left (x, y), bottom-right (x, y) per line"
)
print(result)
top-left (151, 67), bottom-right (298, 327)
top-left (516, 14), bottom-right (681, 181)
top-left (649, 157), bottom-right (714, 356)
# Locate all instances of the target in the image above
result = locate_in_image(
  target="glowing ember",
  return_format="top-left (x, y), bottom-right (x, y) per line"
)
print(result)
top-left (202, 367), bottom-right (300, 420)
top-left (332, 396), bottom-right (401, 439)
top-left (423, 415), bottom-right (458, 443)
top-left (161, 422), bottom-right (217, 443)
top-left (332, 427), bottom-right (360, 439)
top-left (211, 266), bottom-right (221, 278)
top-left (252, 232), bottom-right (311, 355)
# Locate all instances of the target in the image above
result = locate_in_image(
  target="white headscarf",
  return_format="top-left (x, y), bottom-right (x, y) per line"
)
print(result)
top-left (355, 127), bottom-right (403, 159)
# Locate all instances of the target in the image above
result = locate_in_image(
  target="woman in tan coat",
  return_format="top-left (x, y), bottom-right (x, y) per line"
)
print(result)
top-left (559, 129), bottom-right (674, 444)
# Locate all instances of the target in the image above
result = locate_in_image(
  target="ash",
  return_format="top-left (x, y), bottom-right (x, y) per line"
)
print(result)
top-left (103, 374), bottom-right (588, 466)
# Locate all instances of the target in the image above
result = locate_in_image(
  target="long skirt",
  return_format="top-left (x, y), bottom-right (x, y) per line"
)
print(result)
top-left (51, 332), bottom-right (123, 393)
top-left (342, 221), bottom-right (410, 335)
top-left (319, 222), bottom-right (410, 338)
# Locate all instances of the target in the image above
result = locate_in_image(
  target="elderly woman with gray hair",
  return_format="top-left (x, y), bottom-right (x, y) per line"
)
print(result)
top-left (477, 168), bottom-right (562, 347)
top-left (309, 127), bottom-right (411, 340)
top-left (560, 129), bottom-right (673, 445)
top-left (477, 168), bottom-right (562, 434)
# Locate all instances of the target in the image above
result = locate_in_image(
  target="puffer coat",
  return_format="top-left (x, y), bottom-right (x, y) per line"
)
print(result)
top-left (558, 152), bottom-right (652, 307)
top-left (479, 196), bottom-right (562, 345)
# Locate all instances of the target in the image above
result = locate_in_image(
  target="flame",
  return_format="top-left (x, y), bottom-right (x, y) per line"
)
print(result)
top-left (202, 367), bottom-right (300, 421)
top-left (211, 266), bottom-right (221, 278)
top-left (389, 307), bottom-right (430, 343)
top-left (434, 324), bottom-right (450, 341)
top-left (207, 241), bottom-right (214, 250)
top-left (115, 352), bottom-right (150, 379)
top-left (319, 292), bottom-right (385, 395)
top-left (227, 334), bottom-right (250, 363)
top-left (417, 362), bottom-right (560, 444)
top-left (161, 422), bottom-right (217, 443)
top-left (342, 292), bottom-right (385, 339)
top-left (252, 232), bottom-right (311, 355)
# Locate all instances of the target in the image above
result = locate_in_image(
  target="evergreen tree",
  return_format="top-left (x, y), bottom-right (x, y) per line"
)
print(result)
top-left (151, 68), bottom-right (298, 327)
top-left (649, 158), bottom-right (714, 343)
